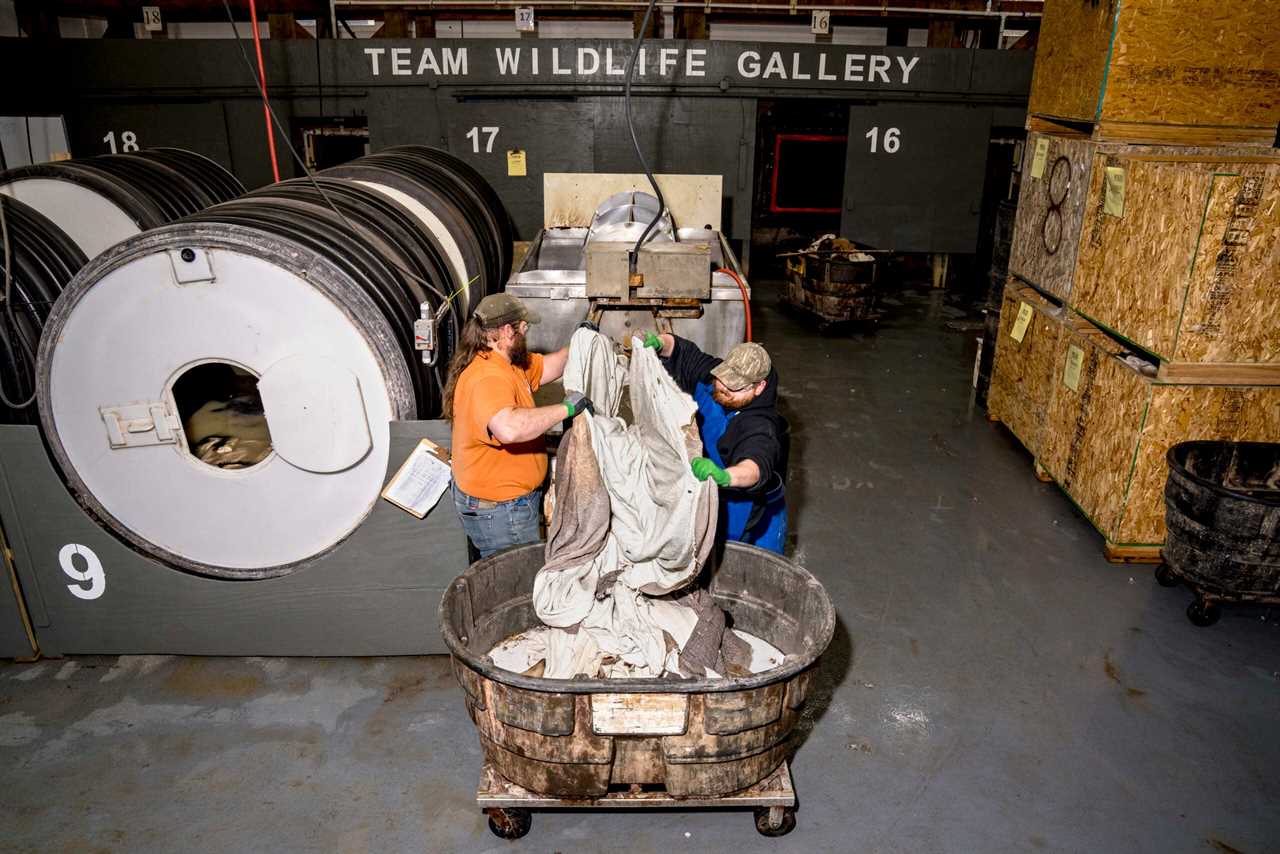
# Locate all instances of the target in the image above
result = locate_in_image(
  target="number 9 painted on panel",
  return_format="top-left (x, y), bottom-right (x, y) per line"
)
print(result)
top-left (59, 543), bottom-right (106, 600)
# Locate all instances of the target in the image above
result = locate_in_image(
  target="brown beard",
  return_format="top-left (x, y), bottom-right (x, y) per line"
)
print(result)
top-left (508, 331), bottom-right (531, 369)
top-left (712, 386), bottom-right (750, 411)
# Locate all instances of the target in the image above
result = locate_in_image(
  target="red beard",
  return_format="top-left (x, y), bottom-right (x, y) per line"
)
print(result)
top-left (712, 386), bottom-right (749, 411)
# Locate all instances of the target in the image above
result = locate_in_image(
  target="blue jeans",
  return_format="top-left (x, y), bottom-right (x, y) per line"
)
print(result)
top-left (452, 483), bottom-right (544, 559)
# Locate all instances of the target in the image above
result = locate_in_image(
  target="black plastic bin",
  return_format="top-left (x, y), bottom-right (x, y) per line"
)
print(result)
top-left (1157, 441), bottom-right (1280, 626)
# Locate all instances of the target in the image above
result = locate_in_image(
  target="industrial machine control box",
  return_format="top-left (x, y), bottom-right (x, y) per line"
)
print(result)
top-left (585, 241), bottom-right (712, 301)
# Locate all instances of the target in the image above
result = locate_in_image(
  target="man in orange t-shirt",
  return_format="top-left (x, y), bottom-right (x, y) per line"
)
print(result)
top-left (442, 293), bottom-right (594, 558)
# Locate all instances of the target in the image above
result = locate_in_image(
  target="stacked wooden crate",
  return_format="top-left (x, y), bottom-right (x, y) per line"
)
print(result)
top-left (987, 0), bottom-right (1280, 561)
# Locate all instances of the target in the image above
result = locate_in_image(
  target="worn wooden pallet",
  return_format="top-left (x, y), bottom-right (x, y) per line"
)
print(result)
top-left (1154, 362), bottom-right (1280, 387)
top-left (1027, 115), bottom-right (1276, 149)
top-left (1102, 543), bottom-right (1164, 565)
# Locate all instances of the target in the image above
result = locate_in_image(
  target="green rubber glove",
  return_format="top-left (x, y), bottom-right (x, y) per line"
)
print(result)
top-left (691, 457), bottom-right (730, 487)
top-left (563, 391), bottom-right (594, 418)
top-left (642, 331), bottom-right (662, 350)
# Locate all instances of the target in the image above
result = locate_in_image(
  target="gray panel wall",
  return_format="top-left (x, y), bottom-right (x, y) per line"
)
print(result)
top-left (0, 423), bottom-right (466, 657)
top-left (842, 103), bottom-right (997, 253)
top-left (404, 96), bottom-right (757, 240)
top-left (0, 556), bottom-right (36, 658)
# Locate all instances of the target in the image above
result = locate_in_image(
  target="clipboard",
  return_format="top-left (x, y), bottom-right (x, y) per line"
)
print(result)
top-left (381, 438), bottom-right (453, 518)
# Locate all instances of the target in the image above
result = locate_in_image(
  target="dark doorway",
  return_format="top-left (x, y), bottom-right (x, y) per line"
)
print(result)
top-left (300, 118), bottom-right (370, 171)
top-left (750, 100), bottom-right (850, 277)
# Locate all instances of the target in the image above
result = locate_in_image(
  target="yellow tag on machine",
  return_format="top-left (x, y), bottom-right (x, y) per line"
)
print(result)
top-left (1063, 344), bottom-right (1084, 391)
top-left (1010, 302), bottom-right (1034, 342)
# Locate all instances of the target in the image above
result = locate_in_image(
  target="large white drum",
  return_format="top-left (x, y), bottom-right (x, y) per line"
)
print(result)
top-left (33, 146), bottom-right (511, 578)
top-left (0, 149), bottom-right (244, 259)
top-left (37, 226), bottom-right (414, 578)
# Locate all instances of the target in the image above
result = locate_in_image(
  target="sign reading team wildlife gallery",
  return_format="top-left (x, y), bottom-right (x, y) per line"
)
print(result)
top-left (361, 42), bottom-right (925, 87)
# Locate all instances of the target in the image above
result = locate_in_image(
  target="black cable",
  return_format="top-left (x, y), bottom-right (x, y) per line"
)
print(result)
top-left (0, 198), bottom-right (37, 410)
top-left (219, 0), bottom-right (461, 344)
top-left (24, 117), bottom-right (34, 166)
top-left (623, 0), bottom-right (667, 269)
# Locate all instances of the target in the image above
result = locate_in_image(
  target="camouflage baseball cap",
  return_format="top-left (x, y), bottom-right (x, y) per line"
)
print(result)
top-left (474, 293), bottom-right (540, 328)
top-left (711, 342), bottom-right (771, 390)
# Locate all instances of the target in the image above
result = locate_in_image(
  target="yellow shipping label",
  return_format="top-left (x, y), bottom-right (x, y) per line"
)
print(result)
top-left (1104, 166), bottom-right (1125, 217)
top-left (1063, 344), bottom-right (1084, 391)
top-left (1010, 302), bottom-right (1034, 342)
top-left (507, 150), bottom-right (527, 177)
top-left (1029, 137), bottom-right (1049, 179)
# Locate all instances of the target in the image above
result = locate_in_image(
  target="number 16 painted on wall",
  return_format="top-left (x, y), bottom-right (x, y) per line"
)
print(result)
top-left (865, 126), bottom-right (901, 154)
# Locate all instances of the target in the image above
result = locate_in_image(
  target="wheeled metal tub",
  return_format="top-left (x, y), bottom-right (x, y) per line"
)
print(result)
top-left (439, 542), bottom-right (836, 798)
top-left (1159, 441), bottom-right (1280, 626)
top-left (782, 248), bottom-right (885, 326)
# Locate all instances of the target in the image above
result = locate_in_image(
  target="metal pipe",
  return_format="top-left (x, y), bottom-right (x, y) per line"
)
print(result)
top-left (334, 0), bottom-right (1040, 17)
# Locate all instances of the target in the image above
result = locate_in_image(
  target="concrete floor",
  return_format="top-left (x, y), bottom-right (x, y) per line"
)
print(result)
top-left (2, 282), bottom-right (1278, 854)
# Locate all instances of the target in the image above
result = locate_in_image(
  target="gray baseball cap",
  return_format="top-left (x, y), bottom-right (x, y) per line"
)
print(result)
top-left (474, 293), bottom-right (541, 328)
top-left (711, 342), bottom-right (771, 390)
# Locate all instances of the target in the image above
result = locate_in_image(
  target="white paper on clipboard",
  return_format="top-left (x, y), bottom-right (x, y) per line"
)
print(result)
top-left (381, 439), bottom-right (453, 518)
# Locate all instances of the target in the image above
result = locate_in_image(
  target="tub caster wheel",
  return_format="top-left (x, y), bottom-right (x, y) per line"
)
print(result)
top-left (1186, 599), bottom-right (1220, 628)
top-left (1154, 563), bottom-right (1179, 588)
top-left (486, 808), bottom-right (531, 840)
top-left (754, 806), bottom-right (796, 837)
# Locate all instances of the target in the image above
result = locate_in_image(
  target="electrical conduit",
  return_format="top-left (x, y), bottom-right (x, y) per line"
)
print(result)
top-left (248, 0), bottom-right (281, 182)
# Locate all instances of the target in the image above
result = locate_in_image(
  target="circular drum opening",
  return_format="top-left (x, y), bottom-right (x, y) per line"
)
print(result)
top-left (170, 361), bottom-right (273, 470)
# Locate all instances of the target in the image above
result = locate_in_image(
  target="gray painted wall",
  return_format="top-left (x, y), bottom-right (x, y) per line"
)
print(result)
top-left (0, 423), bottom-right (465, 657)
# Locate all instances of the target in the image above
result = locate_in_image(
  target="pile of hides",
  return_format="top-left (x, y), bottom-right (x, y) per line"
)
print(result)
top-left (801, 234), bottom-right (875, 264)
top-left (185, 396), bottom-right (273, 469)
top-left (493, 329), bottom-right (777, 680)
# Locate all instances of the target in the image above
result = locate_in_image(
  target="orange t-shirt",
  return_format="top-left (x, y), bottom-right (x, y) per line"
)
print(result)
top-left (451, 350), bottom-right (548, 501)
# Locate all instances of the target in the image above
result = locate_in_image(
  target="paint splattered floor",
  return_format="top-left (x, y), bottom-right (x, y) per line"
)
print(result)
top-left (2, 283), bottom-right (1278, 853)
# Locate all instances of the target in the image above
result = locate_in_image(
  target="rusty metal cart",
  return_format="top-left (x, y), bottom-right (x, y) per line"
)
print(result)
top-left (439, 542), bottom-right (836, 840)
top-left (1156, 441), bottom-right (1280, 626)
top-left (780, 237), bottom-right (887, 329)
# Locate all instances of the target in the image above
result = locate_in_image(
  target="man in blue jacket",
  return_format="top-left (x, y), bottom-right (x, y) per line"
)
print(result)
top-left (644, 332), bottom-right (788, 554)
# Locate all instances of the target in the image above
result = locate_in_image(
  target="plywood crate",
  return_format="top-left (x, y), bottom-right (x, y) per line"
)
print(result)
top-left (987, 281), bottom-right (1066, 460)
top-left (1009, 132), bottom-right (1102, 302)
top-left (1038, 313), bottom-right (1280, 556)
top-left (1010, 134), bottom-right (1280, 363)
top-left (1028, 0), bottom-right (1280, 146)
top-left (1073, 154), bottom-right (1280, 367)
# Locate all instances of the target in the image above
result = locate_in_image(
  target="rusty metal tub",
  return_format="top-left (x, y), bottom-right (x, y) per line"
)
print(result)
top-left (439, 542), bottom-right (836, 798)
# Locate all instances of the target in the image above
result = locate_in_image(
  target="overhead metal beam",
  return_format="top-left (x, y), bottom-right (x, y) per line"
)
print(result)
top-left (29, 0), bottom-right (1043, 19)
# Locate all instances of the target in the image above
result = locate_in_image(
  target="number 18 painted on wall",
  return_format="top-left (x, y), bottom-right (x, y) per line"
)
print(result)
top-left (103, 131), bottom-right (140, 154)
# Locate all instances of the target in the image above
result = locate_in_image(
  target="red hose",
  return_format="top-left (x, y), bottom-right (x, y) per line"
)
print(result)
top-left (716, 267), bottom-right (752, 342)
top-left (248, 0), bottom-right (280, 182)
